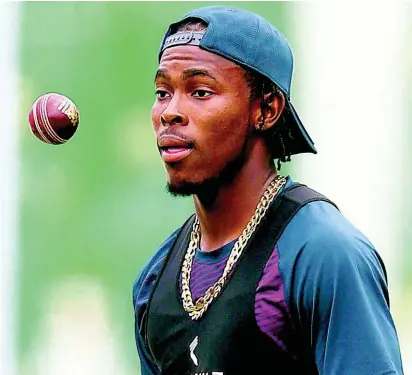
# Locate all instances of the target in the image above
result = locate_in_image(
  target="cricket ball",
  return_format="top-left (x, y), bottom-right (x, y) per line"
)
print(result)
top-left (28, 93), bottom-right (79, 144)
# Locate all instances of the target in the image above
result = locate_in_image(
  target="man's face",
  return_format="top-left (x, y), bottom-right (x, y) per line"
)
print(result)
top-left (152, 45), bottom-right (253, 196)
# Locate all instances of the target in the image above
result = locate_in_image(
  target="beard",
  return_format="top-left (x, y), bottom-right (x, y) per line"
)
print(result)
top-left (166, 136), bottom-right (249, 206)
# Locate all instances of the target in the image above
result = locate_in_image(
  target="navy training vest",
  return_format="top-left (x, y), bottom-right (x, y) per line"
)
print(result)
top-left (145, 184), bottom-right (337, 375)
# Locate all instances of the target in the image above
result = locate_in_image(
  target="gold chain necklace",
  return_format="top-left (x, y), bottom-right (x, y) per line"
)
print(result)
top-left (181, 175), bottom-right (287, 320)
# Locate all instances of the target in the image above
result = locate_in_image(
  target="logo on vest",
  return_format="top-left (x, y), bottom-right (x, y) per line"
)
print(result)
top-left (189, 336), bottom-right (224, 375)
top-left (189, 336), bottom-right (199, 366)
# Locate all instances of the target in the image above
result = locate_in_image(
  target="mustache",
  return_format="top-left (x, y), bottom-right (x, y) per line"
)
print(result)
top-left (157, 128), bottom-right (194, 145)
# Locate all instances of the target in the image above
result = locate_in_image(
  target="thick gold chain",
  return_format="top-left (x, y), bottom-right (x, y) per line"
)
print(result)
top-left (181, 175), bottom-right (287, 320)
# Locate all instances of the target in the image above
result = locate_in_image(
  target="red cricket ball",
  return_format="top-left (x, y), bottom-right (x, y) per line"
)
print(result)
top-left (28, 93), bottom-right (79, 144)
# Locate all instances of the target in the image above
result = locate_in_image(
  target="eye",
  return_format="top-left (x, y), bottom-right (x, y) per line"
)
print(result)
top-left (192, 90), bottom-right (213, 98)
top-left (155, 89), bottom-right (171, 100)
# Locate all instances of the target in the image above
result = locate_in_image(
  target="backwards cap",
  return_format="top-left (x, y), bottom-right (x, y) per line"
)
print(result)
top-left (158, 6), bottom-right (317, 159)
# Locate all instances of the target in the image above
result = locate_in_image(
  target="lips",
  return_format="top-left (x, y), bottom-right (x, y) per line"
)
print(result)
top-left (157, 134), bottom-right (193, 163)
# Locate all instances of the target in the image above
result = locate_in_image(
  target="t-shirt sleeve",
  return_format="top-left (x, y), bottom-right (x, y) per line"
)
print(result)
top-left (291, 229), bottom-right (404, 375)
top-left (132, 229), bottom-right (181, 375)
top-left (132, 259), bottom-right (163, 375)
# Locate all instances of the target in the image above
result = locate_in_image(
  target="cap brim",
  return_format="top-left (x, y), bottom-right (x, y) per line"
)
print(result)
top-left (273, 100), bottom-right (317, 158)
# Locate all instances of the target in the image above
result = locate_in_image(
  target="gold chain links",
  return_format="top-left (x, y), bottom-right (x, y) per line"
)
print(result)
top-left (181, 175), bottom-right (287, 320)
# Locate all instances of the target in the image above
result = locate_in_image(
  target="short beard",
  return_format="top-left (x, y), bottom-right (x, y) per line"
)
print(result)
top-left (166, 138), bottom-right (248, 207)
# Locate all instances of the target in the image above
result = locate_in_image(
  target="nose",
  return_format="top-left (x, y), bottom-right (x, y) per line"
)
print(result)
top-left (160, 97), bottom-right (189, 127)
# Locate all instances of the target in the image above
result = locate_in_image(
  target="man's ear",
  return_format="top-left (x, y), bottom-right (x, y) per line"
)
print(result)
top-left (252, 90), bottom-right (286, 131)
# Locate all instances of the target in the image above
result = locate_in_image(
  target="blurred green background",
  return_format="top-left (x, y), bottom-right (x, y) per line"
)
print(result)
top-left (12, 2), bottom-right (411, 374)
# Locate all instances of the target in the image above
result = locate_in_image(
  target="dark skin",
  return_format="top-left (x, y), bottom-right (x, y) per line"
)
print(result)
top-left (152, 45), bottom-right (285, 251)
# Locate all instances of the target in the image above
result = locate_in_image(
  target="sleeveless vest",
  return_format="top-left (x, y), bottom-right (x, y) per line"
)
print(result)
top-left (145, 184), bottom-right (337, 375)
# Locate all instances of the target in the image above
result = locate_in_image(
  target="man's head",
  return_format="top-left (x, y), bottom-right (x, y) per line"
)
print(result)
top-left (152, 6), bottom-right (316, 197)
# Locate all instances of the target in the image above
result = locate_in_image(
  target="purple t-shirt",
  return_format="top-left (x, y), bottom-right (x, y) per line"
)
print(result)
top-left (188, 241), bottom-right (291, 352)
top-left (133, 179), bottom-right (403, 374)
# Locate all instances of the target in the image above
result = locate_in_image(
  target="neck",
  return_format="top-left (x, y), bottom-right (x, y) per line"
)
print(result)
top-left (193, 158), bottom-right (277, 252)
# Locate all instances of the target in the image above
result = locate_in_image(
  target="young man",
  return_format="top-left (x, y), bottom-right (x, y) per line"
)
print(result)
top-left (133, 6), bottom-right (404, 375)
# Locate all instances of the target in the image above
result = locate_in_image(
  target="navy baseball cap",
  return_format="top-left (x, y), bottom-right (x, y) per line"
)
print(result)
top-left (158, 6), bottom-right (317, 158)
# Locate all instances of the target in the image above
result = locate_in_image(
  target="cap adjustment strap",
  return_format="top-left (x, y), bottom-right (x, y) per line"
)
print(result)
top-left (162, 31), bottom-right (205, 52)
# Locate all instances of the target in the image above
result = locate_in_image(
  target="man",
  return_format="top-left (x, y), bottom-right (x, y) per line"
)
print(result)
top-left (133, 6), bottom-right (404, 375)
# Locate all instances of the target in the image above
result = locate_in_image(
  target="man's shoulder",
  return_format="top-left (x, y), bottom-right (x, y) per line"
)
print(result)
top-left (277, 183), bottom-right (378, 263)
top-left (143, 228), bottom-right (180, 274)
top-left (132, 226), bottom-right (181, 308)
top-left (277, 185), bottom-right (388, 305)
